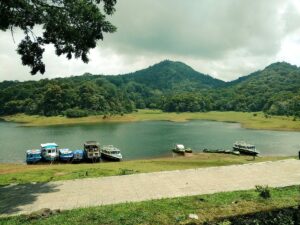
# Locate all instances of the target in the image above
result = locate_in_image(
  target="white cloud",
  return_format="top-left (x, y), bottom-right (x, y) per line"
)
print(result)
top-left (1, 0), bottom-right (300, 82)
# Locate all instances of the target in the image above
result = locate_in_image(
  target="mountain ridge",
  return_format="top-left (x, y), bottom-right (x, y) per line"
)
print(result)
top-left (0, 60), bottom-right (299, 117)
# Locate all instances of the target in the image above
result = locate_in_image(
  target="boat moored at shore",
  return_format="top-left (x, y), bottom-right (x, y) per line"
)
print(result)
top-left (41, 143), bottom-right (59, 161)
top-left (26, 149), bottom-right (42, 164)
top-left (72, 149), bottom-right (84, 162)
top-left (172, 144), bottom-right (186, 154)
top-left (59, 148), bottom-right (73, 162)
top-left (233, 141), bottom-right (259, 156)
top-left (101, 145), bottom-right (123, 161)
top-left (84, 141), bottom-right (101, 162)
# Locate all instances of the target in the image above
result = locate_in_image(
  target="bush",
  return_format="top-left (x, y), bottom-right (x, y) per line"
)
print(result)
top-left (255, 185), bottom-right (271, 199)
top-left (64, 108), bottom-right (88, 118)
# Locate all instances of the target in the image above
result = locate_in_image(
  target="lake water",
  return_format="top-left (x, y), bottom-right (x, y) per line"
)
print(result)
top-left (0, 120), bottom-right (299, 163)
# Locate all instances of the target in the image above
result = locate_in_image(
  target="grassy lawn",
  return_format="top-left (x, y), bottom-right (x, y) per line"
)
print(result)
top-left (0, 185), bottom-right (299, 225)
top-left (2, 110), bottom-right (300, 131)
top-left (0, 154), bottom-right (291, 186)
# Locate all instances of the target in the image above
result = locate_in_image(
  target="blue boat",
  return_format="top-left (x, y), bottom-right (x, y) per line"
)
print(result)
top-left (59, 148), bottom-right (74, 162)
top-left (41, 143), bottom-right (59, 161)
top-left (72, 149), bottom-right (84, 162)
top-left (26, 149), bottom-right (42, 164)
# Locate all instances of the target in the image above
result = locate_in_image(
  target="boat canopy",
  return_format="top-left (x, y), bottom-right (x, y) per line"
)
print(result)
top-left (234, 141), bottom-right (255, 148)
top-left (84, 141), bottom-right (99, 146)
top-left (102, 145), bottom-right (120, 153)
top-left (26, 149), bottom-right (41, 154)
top-left (41, 143), bottom-right (58, 148)
top-left (175, 144), bottom-right (185, 150)
top-left (59, 148), bottom-right (72, 154)
top-left (73, 149), bottom-right (84, 153)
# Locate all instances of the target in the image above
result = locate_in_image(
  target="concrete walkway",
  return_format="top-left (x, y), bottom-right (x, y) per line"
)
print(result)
top-left (1, 159), bottom-right (300, 216)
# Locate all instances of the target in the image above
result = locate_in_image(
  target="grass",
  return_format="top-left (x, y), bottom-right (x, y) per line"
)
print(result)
top-left (2, 110), bottom-right (300, 131)
top-left (0, 154), bottom-right (291, 186)
top-left (0, 185), bottom-right (299, 224)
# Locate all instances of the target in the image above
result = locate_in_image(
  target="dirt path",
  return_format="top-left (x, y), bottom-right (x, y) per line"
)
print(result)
top-left (1, 159), bottom-right (300, 216)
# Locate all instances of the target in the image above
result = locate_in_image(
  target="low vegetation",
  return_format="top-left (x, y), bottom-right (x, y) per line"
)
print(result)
top-left (0, 185), bottom-right (299, 225)
top-left (0, 154), bottom-right (291, 186)
top-left (3, 110), bottom-right (300, 131)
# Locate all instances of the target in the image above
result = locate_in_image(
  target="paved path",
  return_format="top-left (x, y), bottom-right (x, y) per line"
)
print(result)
top-left (1, 159), bottom-right (300, 216)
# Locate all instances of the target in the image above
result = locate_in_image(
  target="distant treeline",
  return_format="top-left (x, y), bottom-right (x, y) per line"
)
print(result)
top-left (0, 60), bottom-right (299, 117)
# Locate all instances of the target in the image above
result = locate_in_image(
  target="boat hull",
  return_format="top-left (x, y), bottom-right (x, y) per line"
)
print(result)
top-left (101, 153), bottom-right (122, 161)
top-left (26, 157), bottom-right (42, 164)
top-left (172, 149), bottom-right (185, 155)
top-left (233, 147), bottom-right (258, 156)
top-left (59, 154), bottom-right (73, 161)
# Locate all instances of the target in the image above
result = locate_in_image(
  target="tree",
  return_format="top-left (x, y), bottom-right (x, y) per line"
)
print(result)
top-left (0, 0), bottom-right (117, 74)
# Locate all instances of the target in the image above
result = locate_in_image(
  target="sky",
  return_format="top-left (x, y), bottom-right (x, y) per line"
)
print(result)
top-left (1, 0), bottom-right (300, 82)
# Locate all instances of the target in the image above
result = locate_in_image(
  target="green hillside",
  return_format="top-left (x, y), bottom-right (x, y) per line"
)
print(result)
top-left (214, 62), bottom-right (300, 115)
top-left (107, 60), bottom-right (225, 91)
top-left (0, 61), bottom-right (299, 117)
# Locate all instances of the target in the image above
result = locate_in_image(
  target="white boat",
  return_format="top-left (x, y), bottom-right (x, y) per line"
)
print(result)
top-left (172, 144), bottom-right (186, 154)
top-left (233, 141), bottom-right (259, 156)
top-left (41, 143), bottom-right (59, 161)
top-left (101, 145), bottom-right (122, 161)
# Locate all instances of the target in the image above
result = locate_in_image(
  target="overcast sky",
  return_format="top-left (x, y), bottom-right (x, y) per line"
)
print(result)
top-left (1, 0), bottom-right (300, 82)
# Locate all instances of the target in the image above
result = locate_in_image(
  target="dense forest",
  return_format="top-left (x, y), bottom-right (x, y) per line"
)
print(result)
top-left (0, 60), bottom-right (299, 117)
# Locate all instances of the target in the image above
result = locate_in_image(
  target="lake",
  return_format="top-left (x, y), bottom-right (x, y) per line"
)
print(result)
top-left (0, 120), bottom-right (299, 163)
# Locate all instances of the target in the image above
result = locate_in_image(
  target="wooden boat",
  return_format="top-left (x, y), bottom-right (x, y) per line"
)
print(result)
top-left (41, 143), bottom-right (59, 161)
top-left (101, 145), bottom-right (123, 161)
top-left (72, 149), bottom-right (84, 162)
top-left (59, 148), bottom-right (73, 162)
top-left (233, 141), bottom-right (259, 156)
top-left (84, 141), bottom-right (101, 162)
top-left (172, 144), bottom-right (186, 155)
top-left (26, 149), bottom-right (42, 164)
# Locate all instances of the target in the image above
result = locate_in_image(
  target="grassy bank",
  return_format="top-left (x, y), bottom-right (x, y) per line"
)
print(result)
top-left (0, 154), bottom-right (291, 186)
top-left (2, 110), bottom-right (300, 131)
top-left (1, 185), bottom-right (299, 224)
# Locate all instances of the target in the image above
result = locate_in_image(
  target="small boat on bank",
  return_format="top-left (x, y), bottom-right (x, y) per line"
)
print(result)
top-left (84, 141), bottom-right (101, 162)
top-left (26, 149), bottom-right (42, 164)
top-left (233, 141), bottom-right (259, 156)
top-left (185, 148), bottom-right (193, 153)
top-left (101, 145), bottom-right (123, 161)
top-left (72, 149), bottom-right (84, 162)
top-left (59, 148), bottom-right (73, 162)
top-left (41, 143), bottom-right (59, 161)
top-left (172, 144), bottom-right (186, 155)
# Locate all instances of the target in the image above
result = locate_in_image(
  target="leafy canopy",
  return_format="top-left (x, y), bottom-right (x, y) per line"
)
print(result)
top-left (0, 0), bottom-right (117, 74)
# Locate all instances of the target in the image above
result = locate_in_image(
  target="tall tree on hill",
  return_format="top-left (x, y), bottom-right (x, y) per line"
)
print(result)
top-left (0, 0), bottom-right (117, 75)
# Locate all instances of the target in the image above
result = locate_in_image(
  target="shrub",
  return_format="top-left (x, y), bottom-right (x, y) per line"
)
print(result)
top-left (255, 185), bottom-right (271, 199)
top-left (64, 108), bottom-right (88, 118)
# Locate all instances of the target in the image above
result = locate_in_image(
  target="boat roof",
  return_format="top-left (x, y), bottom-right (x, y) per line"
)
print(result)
top-left (41, 143), bottom-right (58, 148)
top-left (26, 149), bottom-right (41, 154)
top-left (84, 141), bottom-right (99, 146)
top-left (176, 144), bottom-right (185, 149)
top-left (234, 141), bottom-right (255, 147)
top-left (102, 145), bottom-right (120, 152)
top-left (73, 149), bottom-right (84, 153)
top-left (59, 148), bottom-right (72, 153)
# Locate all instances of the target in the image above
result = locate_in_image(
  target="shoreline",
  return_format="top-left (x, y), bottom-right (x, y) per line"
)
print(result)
top-left (1, 110), bottom-right (300, 131)
top-left (0, 153), bottom-right (293, 186)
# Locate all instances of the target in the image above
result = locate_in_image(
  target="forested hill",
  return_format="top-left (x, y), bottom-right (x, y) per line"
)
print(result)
top-left (213, 62), bottom-right (300, 115)
top-left (0, 61), bottom-right (299, 117)
top-left (106, 60), bottom-right (225, 91)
